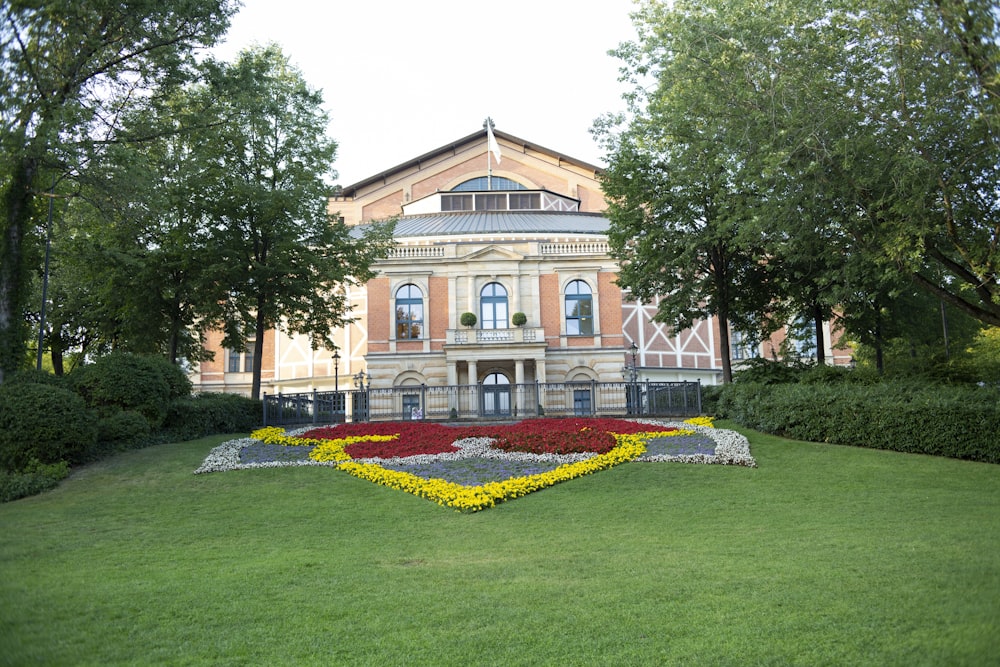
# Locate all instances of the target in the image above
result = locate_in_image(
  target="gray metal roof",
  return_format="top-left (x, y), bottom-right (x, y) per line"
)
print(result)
top-left (352, 211), bottom-right (610, 239)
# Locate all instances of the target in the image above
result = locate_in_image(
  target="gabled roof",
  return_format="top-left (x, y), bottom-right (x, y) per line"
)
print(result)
top-left (336, 128), bottom-right (605, 199)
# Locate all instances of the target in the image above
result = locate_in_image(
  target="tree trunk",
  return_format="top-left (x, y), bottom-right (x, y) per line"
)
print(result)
top-left (0, 157), bottom-right (38, 384)
top-left (250, 305), bottom-right (267, 401)
top-left (812, 302), bottom-right (826, 365)
top-left (716, 297), bottom-right (734, 384)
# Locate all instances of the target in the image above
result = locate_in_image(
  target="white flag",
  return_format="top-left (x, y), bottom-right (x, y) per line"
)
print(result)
top-left (487, 124), bottom-right (501, 164)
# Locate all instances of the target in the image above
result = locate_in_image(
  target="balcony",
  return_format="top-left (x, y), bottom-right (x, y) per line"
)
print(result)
top-left (446, 327), bottom-right (543, 345)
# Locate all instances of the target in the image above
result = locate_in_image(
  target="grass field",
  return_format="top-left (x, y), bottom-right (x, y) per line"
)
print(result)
top-left (1, 423), bottom-right (998, 666)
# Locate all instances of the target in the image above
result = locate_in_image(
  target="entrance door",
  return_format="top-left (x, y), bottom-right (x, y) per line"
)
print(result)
top-left (481, 372), bottom-right (511, 417)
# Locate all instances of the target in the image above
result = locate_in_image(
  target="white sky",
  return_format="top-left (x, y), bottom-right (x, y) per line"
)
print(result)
top-left (211, 0), bottom-right (639, 185)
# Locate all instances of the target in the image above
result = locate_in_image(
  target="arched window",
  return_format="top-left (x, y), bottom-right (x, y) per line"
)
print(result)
top-left (480, 283), bottom-right (508, 330)
top-left (452, 176), bottom-right (526, 191)
top-left (395, 284), bottom-right (423, 339)
top-left (565, 280), bottom-right (594, 335)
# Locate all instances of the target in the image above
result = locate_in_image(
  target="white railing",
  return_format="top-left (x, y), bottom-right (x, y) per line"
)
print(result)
top-left (447, 327), bottom-right (543, 345)
top-left (388, 245), bottom-right (445, 259)
top-left (539, 242), bottom-right (610, 255)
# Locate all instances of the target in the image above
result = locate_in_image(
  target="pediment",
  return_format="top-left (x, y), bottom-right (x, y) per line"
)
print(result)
top-left (461, 245), bottom-right (525, 262)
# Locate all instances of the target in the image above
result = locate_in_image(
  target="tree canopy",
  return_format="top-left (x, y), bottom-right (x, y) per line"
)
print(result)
top-left (597, 0), bottom-right (1000, 376)
top-left (0, 0), bottom-right (237, 383)
top-left (200, 46), bottom-right (395, 399)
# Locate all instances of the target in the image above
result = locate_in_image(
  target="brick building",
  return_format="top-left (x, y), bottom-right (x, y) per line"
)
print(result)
top-left (191, 126), bottom-right (850, 401)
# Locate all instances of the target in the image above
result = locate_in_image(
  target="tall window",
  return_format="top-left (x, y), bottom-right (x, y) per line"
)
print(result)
top-left (395, 284), bottom-right (423, 339)
top-left (480, 283), bottom-right (508, 329)
top-left (227, 342), bottom-right (254, 373)
top-left (731, 330), bottom-right (758, 360)
top-left (789, 317), bottom-right (817, 358)
top-left (565, 280), bottom-right (594, 335)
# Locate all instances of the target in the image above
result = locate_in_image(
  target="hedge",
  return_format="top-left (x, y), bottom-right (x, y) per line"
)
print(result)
top-left (163, 393), bottom-right (261, 441)
top-left (716, 381), bottom-right (1000, 463)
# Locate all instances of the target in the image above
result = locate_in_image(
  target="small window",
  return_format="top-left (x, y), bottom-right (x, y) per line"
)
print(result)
top-left (565, 280), bottom-right (594, 336)
top-left (475, 194), bottom-right (508, 211)
top-left (395, 284), bottom-right (423, 339)
top-left (509, 193), bottom-right (540, 210)
top-left (442, 194), bottom-right (473, 211)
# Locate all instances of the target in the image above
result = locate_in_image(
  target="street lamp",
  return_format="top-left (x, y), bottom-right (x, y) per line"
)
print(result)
top-left (623, 341), bottom-right (640, 414)
top-left (353, 369), bottom-right (369, 390)
top-left (352, 369), bottom-right (370, 422)
top-left (332, 350), bottom-right (342, 421)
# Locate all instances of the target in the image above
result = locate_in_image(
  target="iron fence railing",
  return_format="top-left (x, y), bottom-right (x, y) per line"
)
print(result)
top-left (263, 380), bottom-right (702, 427)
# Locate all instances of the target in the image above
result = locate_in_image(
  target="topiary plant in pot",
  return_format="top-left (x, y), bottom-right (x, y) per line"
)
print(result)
top-left (512, 312), bottom-right (527, 327)
top-left (460, 312), bottom-right (477, 327)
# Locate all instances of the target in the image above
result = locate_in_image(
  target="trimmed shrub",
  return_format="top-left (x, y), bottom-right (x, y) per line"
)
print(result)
top-left (512, 312), bottom-right (527, 326)
top-left (0, 382), bottom-right (98, 471)
top-left (98, 410), bottom-right (152, 444)
top-left (70, 353), bottom-right (189, 429)
top-left (8, 369), bottom-right (71, 390)
top-left (460, 312), bottom-right (477, 327)
top-left (163, 393), bottom-right (261, 440)
top-left (716, 381), bottom-right (1000, 463)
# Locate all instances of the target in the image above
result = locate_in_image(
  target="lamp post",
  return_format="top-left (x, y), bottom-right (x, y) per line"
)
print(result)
top-left (353, 369), bottom-right (370, 422)
top-left (623, 342), bottom-right (640, 415)
top-left (332, 350), bottom-right (342, 421)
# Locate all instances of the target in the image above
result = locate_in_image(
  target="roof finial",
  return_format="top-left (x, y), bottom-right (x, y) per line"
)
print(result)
top-left (483, 117), bottom-right (495, 131)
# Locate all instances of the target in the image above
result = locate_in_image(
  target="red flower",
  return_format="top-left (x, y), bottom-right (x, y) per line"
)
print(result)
top-left (301, 418), bottom-right (676, 458)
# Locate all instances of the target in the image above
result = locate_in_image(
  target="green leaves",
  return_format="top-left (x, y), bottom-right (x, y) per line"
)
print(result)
top-left (599, 0), bottom-right (1000, 379)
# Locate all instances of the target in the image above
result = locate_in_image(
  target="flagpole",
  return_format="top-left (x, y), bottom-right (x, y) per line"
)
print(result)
top-left (486, 118), bottom-right (492, 191)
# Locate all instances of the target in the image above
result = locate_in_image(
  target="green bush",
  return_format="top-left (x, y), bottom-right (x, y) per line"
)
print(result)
top-left (70, 353), bottom-right (190, 429)
top-left (8, 369), bottom-right (71, 390)
top-left (163, 393), bottom-right (261, 440)
top-left (732, 358), bottom-right (807, 384)
top-left (700, 384), bottom-right (724, 415)
top-left (0, 458), bottom-right (69, 502)
top-left (1, 470), bottom-right (59, 503)
top-left (98, 410), bottom-right (152, 443)
top-left (716, 381), bottom-right (1000, 463)
top-left (0, 382), bottom-right (98, 471)
top-left (460, 312), bottom-right (477, 327)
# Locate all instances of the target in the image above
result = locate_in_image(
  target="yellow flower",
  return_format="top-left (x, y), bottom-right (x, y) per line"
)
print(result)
top-left (683, 416), bottom-right (715, 429)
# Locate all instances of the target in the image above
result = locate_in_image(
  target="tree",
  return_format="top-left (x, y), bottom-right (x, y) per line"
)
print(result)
top-left (596, 0), bottom-right (787, 382)
top-left (599, 0), bottom-right (1000, 381)
top-left (0, 0), bottom-right (236, 383)
top-left (203, 46), bottom-right (395, 399)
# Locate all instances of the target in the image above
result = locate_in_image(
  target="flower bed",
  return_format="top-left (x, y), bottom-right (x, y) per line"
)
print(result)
top-left (195, 417), bottom-right (755, 511)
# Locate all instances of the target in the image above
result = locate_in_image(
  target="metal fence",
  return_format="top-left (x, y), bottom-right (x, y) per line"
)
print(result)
top-left (263, 380), bottom-right (702, 426)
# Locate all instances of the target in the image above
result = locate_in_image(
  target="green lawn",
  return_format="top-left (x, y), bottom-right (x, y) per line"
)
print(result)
top-left (1, 423), bottom-right (998, 666)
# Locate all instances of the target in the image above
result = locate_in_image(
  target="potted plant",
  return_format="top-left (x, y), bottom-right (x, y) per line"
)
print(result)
top-left (512, 312), bottom-right (527, 327)
top-left (460, 312), bottom-right (477, 327)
